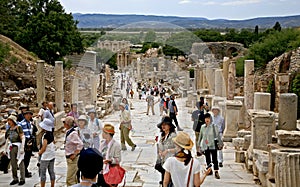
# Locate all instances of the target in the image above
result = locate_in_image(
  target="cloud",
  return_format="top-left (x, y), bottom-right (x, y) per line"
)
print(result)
top-left (221, 0), bottom-right (261, 6)
top-left (202, 1), bottom-right (217, 5)
top-left (179, 0), bottom-right (192, 4)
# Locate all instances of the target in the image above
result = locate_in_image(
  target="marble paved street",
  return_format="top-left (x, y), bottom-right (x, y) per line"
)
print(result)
top-left (0, 95), bottom-right (259, 187)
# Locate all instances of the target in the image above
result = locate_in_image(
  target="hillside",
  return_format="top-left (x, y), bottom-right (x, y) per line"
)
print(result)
top-left (73, 13), bottom-right (300, 29)
top-left (0, 34), bottom-right (68, 104)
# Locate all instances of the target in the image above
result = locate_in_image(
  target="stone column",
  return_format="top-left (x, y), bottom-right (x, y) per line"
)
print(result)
top-left (105, 65), bottom-right (111, 84)
top-left (222, 57), bottom-right (230, 97)
top-left (227, 61), bottom-right (236, 100)
top-left (278, 93), bottom-right (298, 130)
top-left (275, 73), bottom-right (290, 112)
top-left (272, 149), bottom-right (300, 187)
top-left (205, 68), bottom-right (215, 95)
top-left (91, 75), bottom-right (98, 105)
top-left (202, 68), bottom-right (209, 90)
top-left (71, 76), bottom-right (79, 104)
top-left (244, 60), bottom-right (254, 128)
top-left (36, 60), bottom-right (45, 108)
top-left (234, 96), bottom-right (245, 129)
top-left (249, 110), bottom-right (275, 151)
top-left (54, 61), bottom-right (64, 112)
top-left (137, 58), bottom-right (141, 80)
top-left (254, 92), bottom-right (271, 111)
top-left (223, 100), bottom-right (243, 141)
top-left (214, 69), bottom-right (223, 97)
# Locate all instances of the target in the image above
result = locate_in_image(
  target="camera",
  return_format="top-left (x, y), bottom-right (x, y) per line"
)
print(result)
top-left (206, 163), bottom-right (212, 170)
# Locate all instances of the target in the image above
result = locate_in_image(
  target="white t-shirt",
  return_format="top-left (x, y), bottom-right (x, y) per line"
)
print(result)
top-left (163, 157), bottom-right (201, 187)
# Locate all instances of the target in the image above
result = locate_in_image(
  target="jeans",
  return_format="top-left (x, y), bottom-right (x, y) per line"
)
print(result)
top-left (204, 148), bottom-right (219, 171)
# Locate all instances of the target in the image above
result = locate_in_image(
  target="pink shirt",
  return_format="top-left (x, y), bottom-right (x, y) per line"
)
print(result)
top-left (65, 129), bottom-right (83, 156)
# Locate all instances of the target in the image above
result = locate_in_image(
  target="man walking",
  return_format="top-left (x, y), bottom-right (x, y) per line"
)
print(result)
top-left (146, 91), bottom-right (155, 115)
top-left (168, 95), bottom-right (183, 131)
top-left (119, 103), bottom-right (136, 151)
top-left (19, 110), bottom-right (35, 178)
top-left (211, 106), bottom-right (225, 167)
top-left (191, 101), bottom-right (205, 155)
top-left (63, 116), bottom-right (83, 186)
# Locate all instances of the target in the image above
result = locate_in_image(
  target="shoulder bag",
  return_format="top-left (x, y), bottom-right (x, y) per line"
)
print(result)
top-left (186, 158), bottom-right (194, 187)
top-left (212, 125), bottom-right (222, 150)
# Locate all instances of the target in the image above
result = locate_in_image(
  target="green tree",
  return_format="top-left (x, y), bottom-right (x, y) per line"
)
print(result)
top-left (1, 0), bottom-right (84, 65)
top-left (273, 21), bottom-right (282, 32)
top-left (244, 29), bottom-right (300, 68)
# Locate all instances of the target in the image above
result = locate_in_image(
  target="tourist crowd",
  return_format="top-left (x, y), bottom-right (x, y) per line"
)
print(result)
top-left (1, 77), bottom-right (226, 187)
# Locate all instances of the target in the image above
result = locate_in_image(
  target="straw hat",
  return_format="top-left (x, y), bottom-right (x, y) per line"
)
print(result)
top-left (103, 124), bottom-right (115, 134)
top-left (172, 131), bottom-right (194, 150)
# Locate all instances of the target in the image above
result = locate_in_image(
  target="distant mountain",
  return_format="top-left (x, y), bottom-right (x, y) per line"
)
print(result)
top-left (73, 13), bottom-right (300, 29)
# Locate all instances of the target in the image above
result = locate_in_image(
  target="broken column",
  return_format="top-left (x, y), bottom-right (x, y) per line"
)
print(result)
top-left (278, 93), bottom-right (298, 130)
top-left (272, 149), bottom-right (300, 187)
top-left (214, 69), bottom-right (224, 97)
top-left (244, 60), bottom-right (254, 127)
top-left (205, 68), bottom-right (215, 95)
top-left (249, 110), bottom-right (275, 151)
top-left (55, 61), bottom-right (64, 112)
top-left (223, 100), bottom-right (243, 141)
top-left (227, 61), bottom-right (236, 100)
top-left (222, 57), bottom-right (230, 97)
top-left (91, 75), bottom-right (98, 105)
top-left (254, 92), bottom-right (271, 111)
top-left (234, 96), bottom-right (245, 129)
top-left (36, 60), bottom-right (45, 107)
top-left (71, 76), bottom-right (79, 104)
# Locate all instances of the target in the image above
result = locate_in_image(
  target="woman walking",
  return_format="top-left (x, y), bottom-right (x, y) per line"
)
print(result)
top-left (163, 132), bottom-right (211, 187)
top-left (198, 113), bottom-right (223, 179)
top-left (98, 124), bottom-right (122, 187)
top-left (155, 116), bottom-right (176, 185)
top-left (4, 115), bottom-right (26, 185)
top-left (38, 118), bottom-right (56, 187)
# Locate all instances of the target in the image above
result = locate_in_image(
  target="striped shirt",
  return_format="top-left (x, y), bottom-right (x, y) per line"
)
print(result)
top-left (19, 119), bottom-right (32, 139)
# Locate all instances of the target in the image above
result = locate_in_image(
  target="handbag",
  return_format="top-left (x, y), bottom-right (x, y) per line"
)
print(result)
top-left (104, 164), bottom-right (126, 185)
top-left (212, 126), bottom-right (222, 150)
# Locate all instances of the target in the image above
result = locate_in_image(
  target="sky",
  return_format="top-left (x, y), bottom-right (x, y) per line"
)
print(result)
top-left (58, 0), bottom-right (300, 20)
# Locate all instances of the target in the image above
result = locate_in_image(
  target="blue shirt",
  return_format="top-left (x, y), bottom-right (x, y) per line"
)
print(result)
top-left (19, 119), bottom-right (32, 139)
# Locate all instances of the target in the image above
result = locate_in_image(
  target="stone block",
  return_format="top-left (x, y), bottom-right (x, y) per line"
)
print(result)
top-left (232, 137), bottom-right (244, 150)
top-left (276, 130), bottom-right (300, 147)
top-left (243, 135), bottom-right (251, 150)
top-left (235, 151), bottom-right (245, 163)
top-left (237, 129), bottom-right (251, 137)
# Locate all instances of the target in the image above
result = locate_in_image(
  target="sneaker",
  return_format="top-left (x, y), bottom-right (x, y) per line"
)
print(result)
top-left (121, 147), bottom-right (127, 151)
top-left (131, 145), bottom-right (137, 151)
top-left (219, 162), bottom-right (223, 167)
top-left (18, 181), bottom-right (25, 186)
top-left (215, 171), bottom-right (220, 179)
top-left (10, 180), bottom-right (19, 185)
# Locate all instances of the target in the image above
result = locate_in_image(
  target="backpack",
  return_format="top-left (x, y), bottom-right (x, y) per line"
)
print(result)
top-left (196, 111), bottom-right (205, 132)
